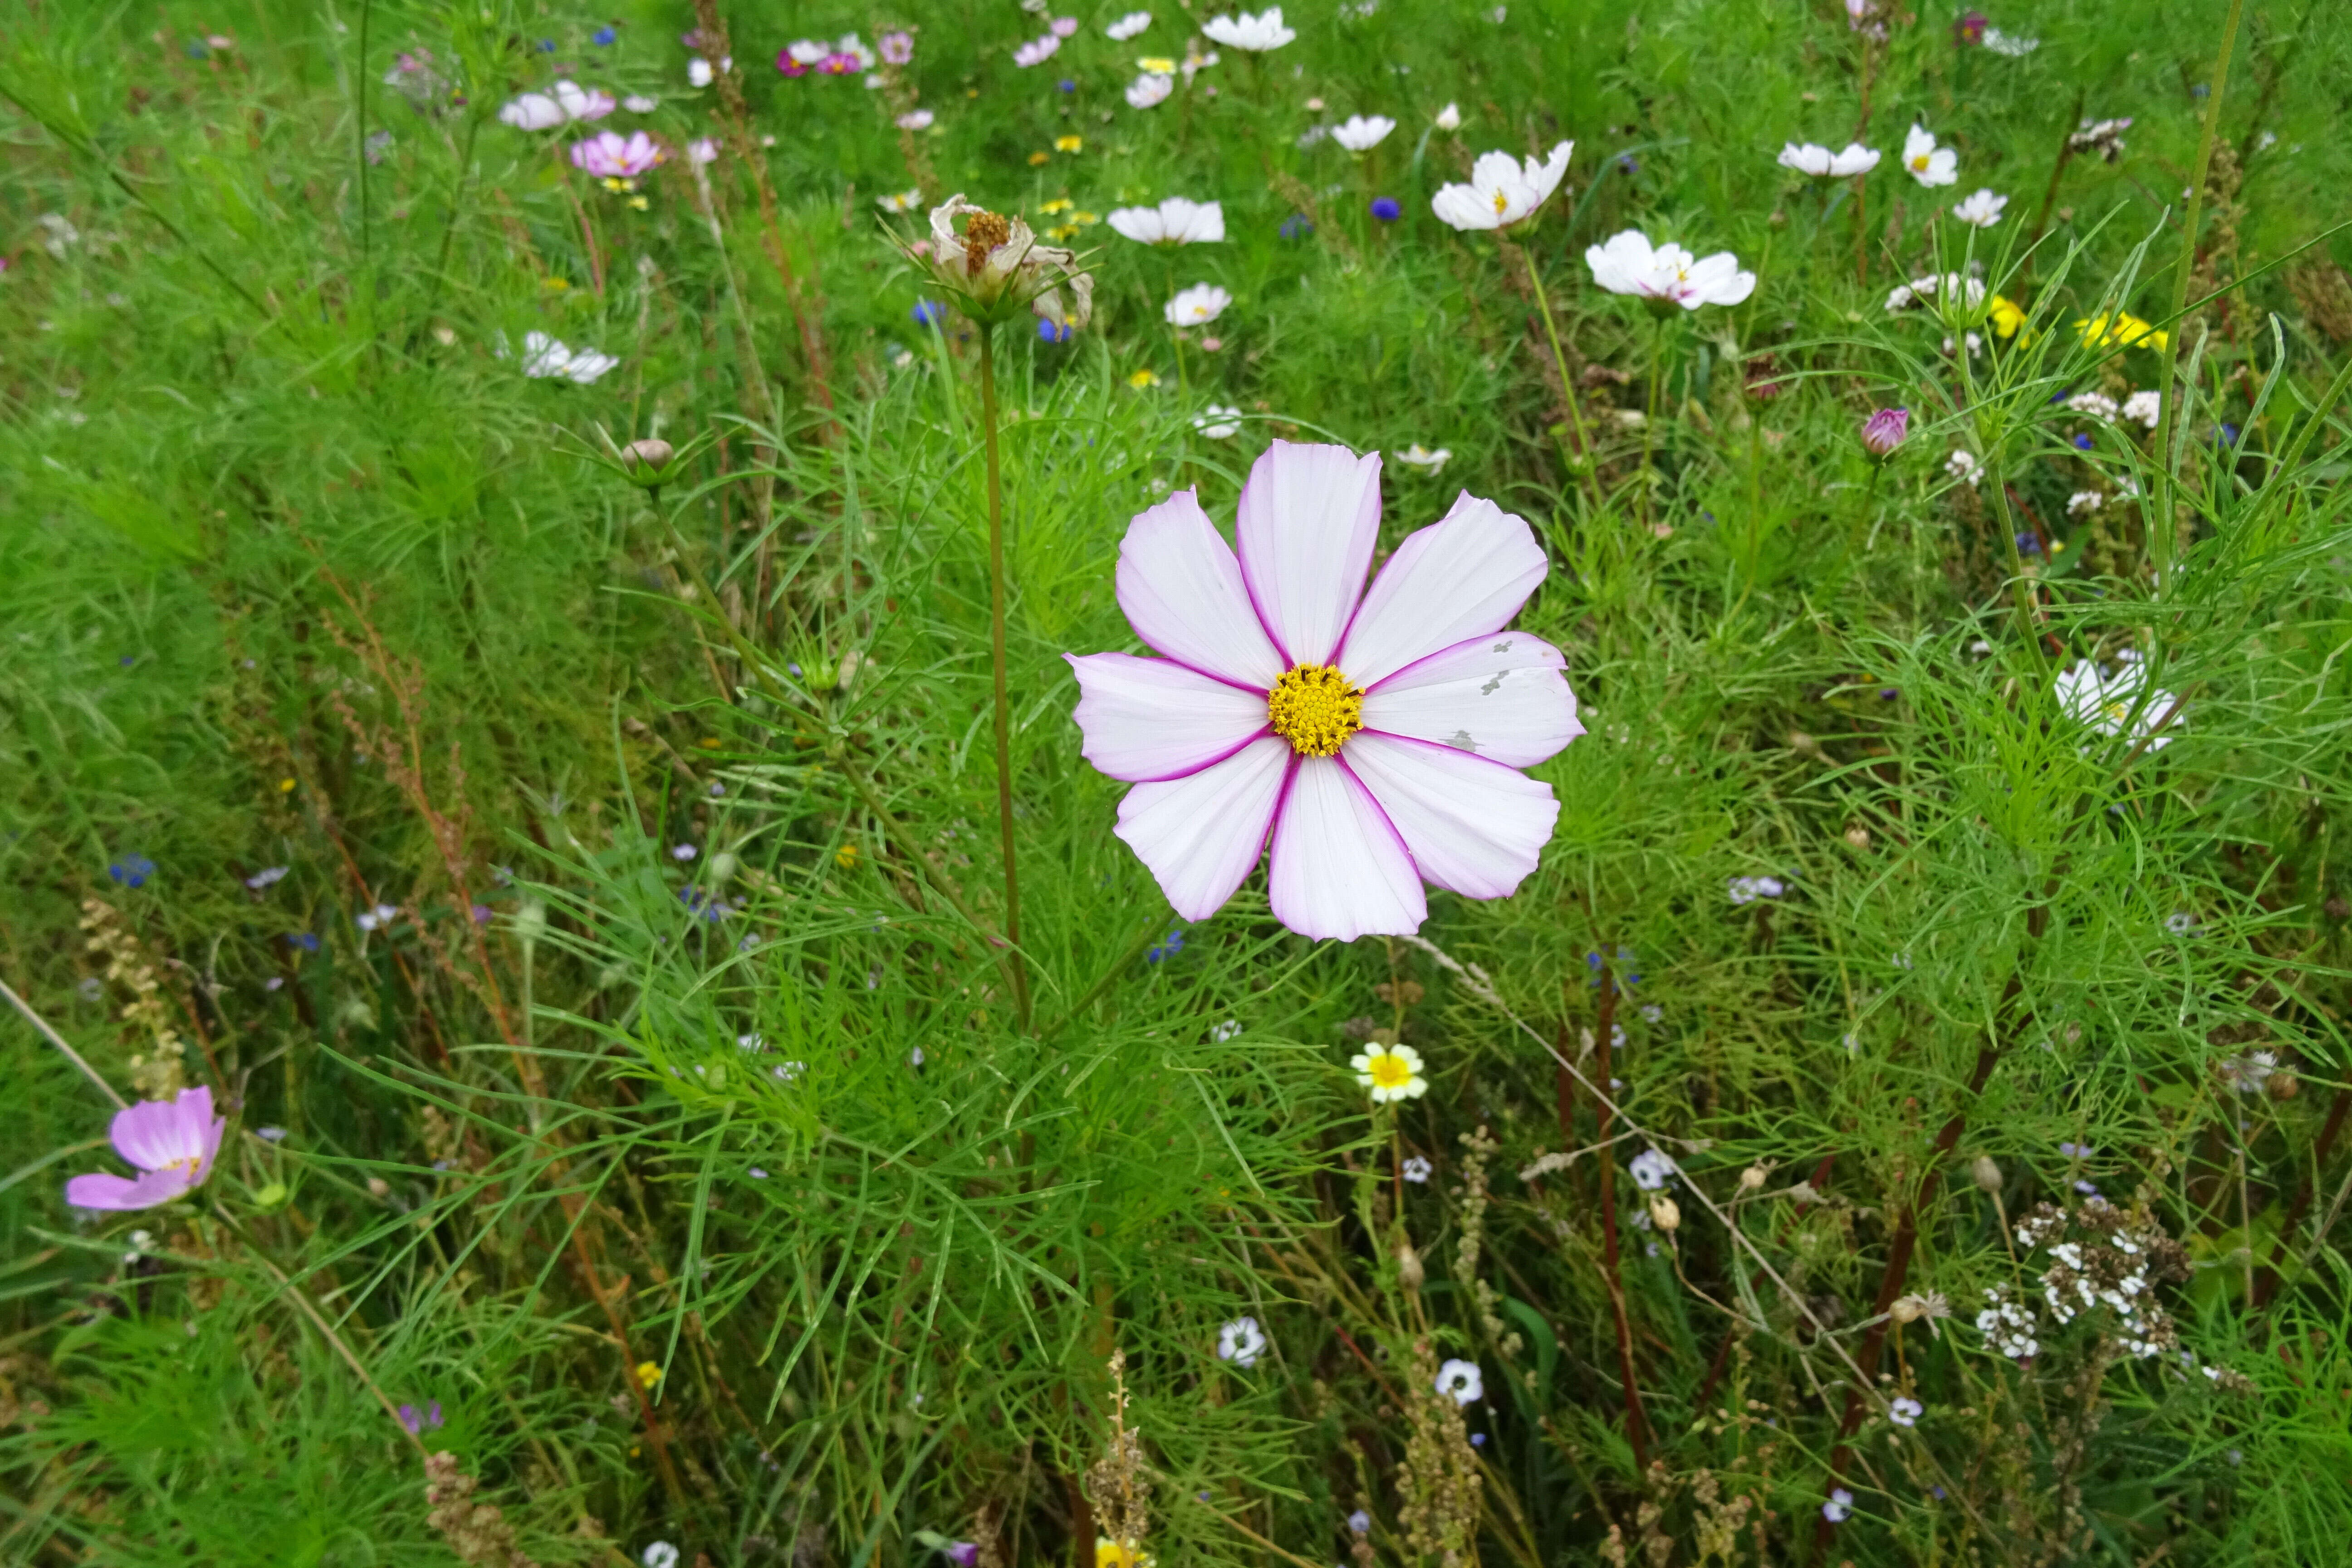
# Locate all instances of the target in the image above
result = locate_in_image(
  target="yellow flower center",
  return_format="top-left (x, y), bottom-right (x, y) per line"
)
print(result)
top-left (1365, 1050), bottom-right (1414, 1090)
top-left (1267, 663), bottom-right (1362, 756)
top-left (1491, 189), bottom-right (1509, 215)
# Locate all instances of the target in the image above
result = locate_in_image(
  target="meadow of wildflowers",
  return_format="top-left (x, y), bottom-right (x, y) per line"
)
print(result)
top-left (4, 1), bottom-right (2352, 1563)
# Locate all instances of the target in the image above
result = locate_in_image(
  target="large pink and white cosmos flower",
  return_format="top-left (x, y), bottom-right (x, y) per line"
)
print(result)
top-left (65, 1086), bottom-right (226, 1211)
top-left (1067, 441), bottom-right (1583, 941)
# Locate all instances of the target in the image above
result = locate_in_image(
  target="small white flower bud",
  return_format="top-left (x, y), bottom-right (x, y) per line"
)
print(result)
top-left (1738, 1163), bottom-right (1768, 1193)
top-left (1972, 1154), bottom-right (2003, 1193)
top-left (622, 437), bottom-right (675, 472)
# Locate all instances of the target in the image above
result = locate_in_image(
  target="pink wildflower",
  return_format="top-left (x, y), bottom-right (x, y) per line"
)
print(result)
top-left (1861, 407), bottom-right (1911, 455)
top-left (65, 1086), bottom-right (226, 1211)
top-left (569, 130), bottom-right (666, 178)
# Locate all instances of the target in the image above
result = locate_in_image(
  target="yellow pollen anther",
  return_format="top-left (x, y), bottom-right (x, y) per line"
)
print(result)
top-left (1267, 663), bottom-right (1363, 757)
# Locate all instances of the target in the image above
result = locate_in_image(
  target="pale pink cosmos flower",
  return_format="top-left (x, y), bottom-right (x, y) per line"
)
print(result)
top-left (1050, 16), bottom-right (1080, 37)
top-left (65, 1086), bottom-right (226, 1210)
top-left (551, 79), bottom-right (616, 122)
top-left (879, 30), bottom-right (915, 65)
top-left (1585, 230), bottom-right (1756, 309)
top-left (1107, 196), bottom-right (1224, 245)
top-left (1067, 441), bottom-right (1582, 941)
top-left (896, 108), bottom-right (935, 130)
top-left (570, 130), bottom-right (666, 178)
top-left (1012, 34), bottom-right (1062, 67)
top-left (1777, 141), bottom-right (1879, 177)
top-left (498, 93), bottom-right (567, 130)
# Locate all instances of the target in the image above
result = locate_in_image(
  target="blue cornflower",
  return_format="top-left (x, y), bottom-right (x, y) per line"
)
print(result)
top-left (1279, 213), bottom-right (1314, 239)
top-left (911, 299), bottom-right (946, 326)
top-left (2015, 531), bottom-right (2042, 555)
top-left (2217, 422), bottom-right (2240, 446)
top-left (108, 854), bottom-right (156, 889)
top-left (535, 38), bottom-right (555, 52)
top-left (1147, 928), bottom-right (1186, 963)
top-left (1616, 153), bottom-right (1639, 174)
top-left (2072, 432), bottom-right (2093, 451)
top-left (119, 654), bottom-right (135, 666)
top-left (1583, 946), bottom-right (1639, 986)
top-left (592, 26), bottom-right (617, 45)
top-left (286, 931), bottom-right (320, 952)
top-left (1039, 317), bottom-right (1074, 343)
top-left (1369, 196), bottom-right (1401, 221)
top-left (1058, 78), bottom-right (1077, 93)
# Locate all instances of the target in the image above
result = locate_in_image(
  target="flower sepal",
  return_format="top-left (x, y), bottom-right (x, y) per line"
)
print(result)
top-left (573, 421), bottom-right (723, 492)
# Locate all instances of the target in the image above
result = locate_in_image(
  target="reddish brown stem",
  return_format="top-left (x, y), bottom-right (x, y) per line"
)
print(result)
top-left (1592, 964), bottom-right (1650, 1471)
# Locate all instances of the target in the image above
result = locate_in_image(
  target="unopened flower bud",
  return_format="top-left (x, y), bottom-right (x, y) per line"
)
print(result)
top-left (1971, 1154), bottom-right (2003, 1193)
top-left (1647, 1193), bottom-right (1681, 1233)
top-left (1861, 406), bottom-right (1911, 456)
top-left (1889, 1294), bottom-right (1925, 1324)
top-left (367, 1176), bottom-right (392, 1199)
top-left (1738, 1163), bottom-right (1769, 1193)
top-left (1394, 1239), bottom-right (1423, 1289)
top-left (2267, 1068), bottom-right (2298, 1101)
top-left (622, 437), bottom-right (674, 472)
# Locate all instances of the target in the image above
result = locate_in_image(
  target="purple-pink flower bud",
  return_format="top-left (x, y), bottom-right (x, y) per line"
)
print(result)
top-left (1861, 407), bottom-right (1910, 456)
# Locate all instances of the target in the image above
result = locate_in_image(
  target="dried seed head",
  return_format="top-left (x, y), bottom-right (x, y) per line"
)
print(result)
top-left (963, 210), bottom-right (1012, 272)
top-left (2267, 1068), bottom-right (2299, 1101)
top-left (1972, 1154), bottom-right (2003, 1193)
top-left (1738, 1163), bottom-right (1769, 1193)
top-left (1647, 1193), bottom-right (1681, 1233)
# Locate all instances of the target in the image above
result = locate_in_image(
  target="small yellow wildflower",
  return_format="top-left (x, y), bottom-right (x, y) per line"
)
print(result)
top-left (1987, 294), bottom-right (2025, 338)
top-left (1028, 150), bottom-right (1051, 166)
top-left (636, 1361), bottom-right (662, 1388)
top-left (541, 276), bottom-right (570, 292)
top-left (836, 842), bottom-right (861, 868)
top-left (1055, 135), bottom-right (1083, 153)
top-left (278, 777), bottom-right (297, 793)
top-left (1137, 55), bottom-right (1177, 74)
top-left (2074, 311), bottom-right (2167, 352)
top-left (628, 196), bottom-right (649, 211)
top-left (1072, 210), bottom-right (1100, 226)
top-left (1127, 368), bottom-right (1161, 389)
top-left (1039, 197), bottom-right (1075, 215)
top-left (1097, 1541), bottom-right (1153, 1568)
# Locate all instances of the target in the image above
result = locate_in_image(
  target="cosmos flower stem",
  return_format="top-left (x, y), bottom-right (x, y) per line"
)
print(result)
top-left (975, 328), bottom-right (1034, 1032)
top-left (2150, 0), bottom-right (2248, 597)
top-left (210, 1204), bottom-right (428, 1458)
top-left (1851, 169), bottom-right (1868, 286)
top-left (1165, 257), bottom-right (1188, 397)
top-left (1517, 247), bottom-right (1598, 506)
top-left (2, 975), bottom-right (127, 1109)
top-left (1588, 961), bottom-right (1648, 1471)
top-left (1640, 315), bottom-right (1668, 535)
top-left (554, 138), bottom-right (608, 296)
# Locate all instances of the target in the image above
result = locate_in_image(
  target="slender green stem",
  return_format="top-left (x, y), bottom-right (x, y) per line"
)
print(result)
top-left (1519, 243), bottom-right (1598, 512)
top-left (1640, 312), bottom-right (1667, 533)
top-left (3, 975), bottom-right (127, 1108)
top-left (2149, 0), bottom-right (2249, 597)
top-left (975, 327), bottom-right (1033, 1031)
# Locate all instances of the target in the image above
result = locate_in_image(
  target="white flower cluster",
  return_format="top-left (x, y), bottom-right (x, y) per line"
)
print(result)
top-left (1975, 1285), bottom-right (2040, 1361)
top-left (2066, 391), bottom-right (2120, 421)
top-left (1884, 272), bottom-right (1986, 315)
top-left (1987, 1199), bottom-right (2189, 1363)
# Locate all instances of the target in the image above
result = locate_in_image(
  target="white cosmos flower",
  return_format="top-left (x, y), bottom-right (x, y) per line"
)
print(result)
top-left (551, 79), bottom-right (615, 122)
top-left (1108, 10), bottom-right (1153, 39)
top-left (1434, 1359), bottom-right (1484, 1405)
top-left (1901, 123), bottom-right (1958, 186)
top-left (1012, 34), bottom-right (1061, 67)
top-left (1217, 1316), bottom-right (1268, 1366)
top-left (513, 331), bottom-right (618, 384)
top-left (1397, 444), bottom-right (1450, 472)
top-left (1950, 188), bottom-right (2009, 226)
top-left (1585, 230), bottom-right (1756, 309)
top-left (1777, 141), bottom-right (1879, 177)
top-left (1066, 441), bottom-right (1583, 941)
top-left (1107, 196), bottom-right (1225, 245)
top-left (877, 188), bottom-right (924, 212)
top-left (498, 93), bottom-right (567, 130)
top-left (2054, 660), bottom-right (2181, 750)
top-left (622, 93), bottom-right (659, 113)
top-left (1202, 6), bottom-right (1295, 50)
top-left (686, 137), bottom-right (719, 166)
top-left (1165, 283), bottom-right (1231, 326)
top-left (1433, 101), bottom-right (1461, 131)
top-left (687, 55), bottom-right (731, 87)
top-left (1429, 141), bottom-right (1573, 231)
top-left (1331, 114), bottom-right (1396, 152)
top-left (1193, 404), bottom-right (1245, 438)
top-left (896, 108), bottom-right (935, 130)
top-left (1126, 72), bottom-right (1174, 109)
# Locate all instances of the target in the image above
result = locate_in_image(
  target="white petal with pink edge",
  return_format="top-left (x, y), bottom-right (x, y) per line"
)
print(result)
top-left (1336, 491), bottom-right (1547, 688)
top-left (1361, 631), bottom-right (1583, 768)
top-left (1115, 489), bottom-right (1287, 690)
top-left (1343, 733), bottom-right (1559, 899)
top-left (1066, 652), bottom-right (1272, 783)
top-left (1115, 736), bottom-right (1290, 920)
top-left (1266, 755), bottom-right (1427, 940)
top-left (1235, 440), bottom-right (1382, 667)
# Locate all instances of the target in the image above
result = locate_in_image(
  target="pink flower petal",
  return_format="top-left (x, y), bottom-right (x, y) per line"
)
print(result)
top-left (1336, 492), bottom-right (1546, 688)
top-left (1235, 440), bottom-right (1382, 668)
top-left (1361, 632), bottom-right (1583, 768)
top-left (1343, 734), bottom-right (1558, 898)
top-left (1115, 737), bottom-right (1291, 920)
top-left (64, 1168), bottom-right (194, 1210)
top-left (110, 1087), bottom-right (216, 1174)
top-left (1067, 652), bottom-right (1272, 782)
top-left (1266, 755), bottom-right (1426, 940)
top-left (1116, 490), bottom-right (1286, 690)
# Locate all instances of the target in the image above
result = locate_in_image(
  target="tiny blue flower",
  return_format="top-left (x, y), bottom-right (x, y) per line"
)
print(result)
top-left (108, 854), bottom-right (157, 889)
top-left (1058, 78), bottom-right (1077, 93)
top-left (1039, 317), bottom-right (1074, 343)
top-left (2191, 82), bottom-right (2210, 98)
top-left (2217, 422), bottom-right (2240, 446)
top-left (593, 25), bottom-right (617, 45)
top-left (1279, 213), bottom-right (1314, 239)
top-left (287, 931), bottom-right (320, 952)
top-left (1616, 153), bottom-right (1639, 174)
top-left (535, 37), bottom-right (556, 52)
top-left (1369, 196), bottom-right (1401, 221)
top-left (119, 654), bottom-right (136, 667)
top-left (911, 299), bottom-right (947, 326)
top-left (1147, 928), bottom-right (1186, 963)
top-left (2015, 531), bottom-right (2042, 554)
